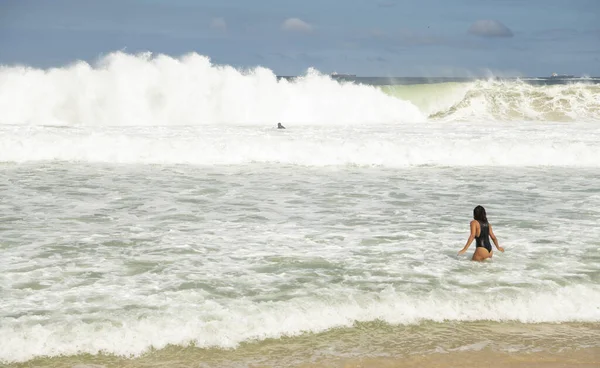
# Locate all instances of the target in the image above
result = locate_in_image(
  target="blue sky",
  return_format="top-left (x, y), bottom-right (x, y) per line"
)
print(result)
top-left (1, 0), bottom-right (598, 76)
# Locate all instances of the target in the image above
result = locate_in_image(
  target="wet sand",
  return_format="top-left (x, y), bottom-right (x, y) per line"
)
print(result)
top-left (6, 322), bottom-right (599, 368)
top-left (301, 349), bottom-right (600, 368)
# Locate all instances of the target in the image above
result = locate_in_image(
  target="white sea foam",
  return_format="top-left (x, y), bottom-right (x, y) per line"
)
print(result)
top-left (0, 52), bottom-right (424, 127)
top-left (1, 285), bottom-right (598, 362)
top-left (1, 53), bottom-right (599, 364)
top-left (0, 122), bottom-right (599, 166)
top-left (384, 80), bottom-right (600, 121)
top-left (1, 52), bottom-right (598, 166)
top-left (2, 52), bottom-right (598, 128)
top-left (1, 163), bottom-right (599, 363)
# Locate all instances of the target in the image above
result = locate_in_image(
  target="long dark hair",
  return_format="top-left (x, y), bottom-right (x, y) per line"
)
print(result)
top-left (473, 205), bottom-right (488, 223)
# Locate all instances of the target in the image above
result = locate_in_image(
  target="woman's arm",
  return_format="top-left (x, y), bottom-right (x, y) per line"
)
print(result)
top-left (489, 224), bottom-right (504, 252)
top-left (458, 220), bottom-right (477, 255)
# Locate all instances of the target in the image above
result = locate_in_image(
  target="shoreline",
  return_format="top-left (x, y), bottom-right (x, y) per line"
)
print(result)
top-left (6, 347), bottom-right (599, 368)
top-left (5, 322), bottom-right (599, 367)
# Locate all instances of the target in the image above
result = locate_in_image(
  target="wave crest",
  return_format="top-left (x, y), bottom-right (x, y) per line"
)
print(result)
top-left (383, 80), bottom-right (600, 121)
top-left (0, 52), bottom-right (424, 126)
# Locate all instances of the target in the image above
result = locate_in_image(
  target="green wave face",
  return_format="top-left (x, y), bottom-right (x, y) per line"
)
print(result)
top-left (381, 81), bottom-right (600, 121)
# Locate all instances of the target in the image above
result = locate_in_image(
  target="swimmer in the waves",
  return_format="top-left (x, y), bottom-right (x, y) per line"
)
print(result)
top-left (458, 205), bottom-right (504, 261)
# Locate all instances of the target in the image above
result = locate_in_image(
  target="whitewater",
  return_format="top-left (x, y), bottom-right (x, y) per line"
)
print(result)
top-left (0, 52), bottom-right (599, 367)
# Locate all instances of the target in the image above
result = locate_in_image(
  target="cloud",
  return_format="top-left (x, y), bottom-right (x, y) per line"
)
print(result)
top-left (281, 18), bottom-right (313, 33)
top-left (210, 17), bottom-right (227, 31)
top-left (468, 20), bottom-right (513, 38)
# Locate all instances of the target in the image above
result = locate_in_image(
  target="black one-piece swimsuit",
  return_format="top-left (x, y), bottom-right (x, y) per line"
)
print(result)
top-left (475, 221), bottom-right (492, 253)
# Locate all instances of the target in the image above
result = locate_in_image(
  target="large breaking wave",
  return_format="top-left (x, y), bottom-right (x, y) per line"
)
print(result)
top-left (383, 80), bottom-right (600, 122)
top-left (1, 52), bottom-right (599, 127)
top-left (1, 52), bottom-right (599, 166)
top-left (0, 52), bottom-right (424, 127)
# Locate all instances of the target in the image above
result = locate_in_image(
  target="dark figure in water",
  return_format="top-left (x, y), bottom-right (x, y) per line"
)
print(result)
top-left (458, 205), bottom-right (504, 261)
top-left (277, 123), bottom-right (286, 129)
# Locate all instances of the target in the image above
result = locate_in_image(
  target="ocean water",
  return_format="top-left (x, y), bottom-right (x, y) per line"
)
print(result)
top-left (1, 52), bottom-right (599, 367)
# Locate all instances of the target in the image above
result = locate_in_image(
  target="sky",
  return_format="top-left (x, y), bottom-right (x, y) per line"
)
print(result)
top-left (0, 0), bottom-right (599, 76)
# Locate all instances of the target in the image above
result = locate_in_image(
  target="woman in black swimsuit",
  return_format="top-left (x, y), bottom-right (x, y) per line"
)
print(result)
top-left (458, 205), bottom-right (504, 261)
